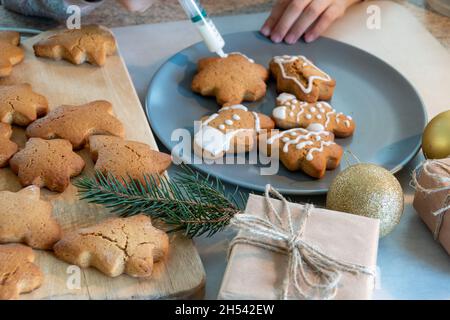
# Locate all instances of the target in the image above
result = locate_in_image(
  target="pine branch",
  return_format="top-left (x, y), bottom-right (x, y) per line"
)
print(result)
top-left (74, 165), bottom-right (247, 238)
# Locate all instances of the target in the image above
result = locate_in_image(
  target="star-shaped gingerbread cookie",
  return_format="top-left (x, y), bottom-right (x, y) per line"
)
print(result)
top-left (0, 186), bottom-right (61, 250)
top-left (88, 135), bottom-right (172, 185)
top-left (26, 100), bottom-right (125, 149)
top-left (53, 215), bottom-right (169, 278)
top-left (0, 31), bottom-right (24, 77)
top-left (270, 55), bottom-right (336, 103)
top-left (272, 93), bottom-right (355, 138)
top-left (9, 138), bottom-right (85, 192)
top-left (33, 25), bottom-right (117, 66)
top-left (0, 123), bottom-right (18, 167)
top-left (194, 104), bottom-right (275, 159)
top-left (0, 84), bottom-right (49, 126)
top-left (192, 53), bottom-right (269, 106)
top-left (260, 128), bottom-right (343, 179)
top-left (0, 244), bottom-right (43, 300)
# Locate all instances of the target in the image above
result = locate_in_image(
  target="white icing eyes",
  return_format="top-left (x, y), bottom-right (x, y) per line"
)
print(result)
top-left (232, 114), bottom-right (241, 121)
top-left (225, 119), bottom-right (233, 125)
top-left (219, 124), bottom-right (225, 130)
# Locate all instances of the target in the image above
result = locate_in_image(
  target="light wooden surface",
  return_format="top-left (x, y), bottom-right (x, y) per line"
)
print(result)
top-left (0, 31), bottom-right (205, 300)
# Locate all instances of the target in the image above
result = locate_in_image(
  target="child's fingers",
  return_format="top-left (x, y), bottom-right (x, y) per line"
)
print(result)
top-left (270, 0), bottom-right (312, 43)
top-left (260, 0), bottom-right (292, 36)
top-left (284, 0), bottom-right (331, 44)
top-left (304, 4), bottom-right (344, 42)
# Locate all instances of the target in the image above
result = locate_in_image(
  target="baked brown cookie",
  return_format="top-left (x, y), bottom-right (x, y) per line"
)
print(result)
top-left (272, 93), bottom-right (355, 138)
top-left (260, 128), bottom-right (343, 179)
top-left (0, 31), bottom-right (24, 78)
top-left (88, 135), bottom-right (172, 184)
top-left (270, 55), bottom-right (336, 103)
top-left (0, 244), bottom-right (43, 300)
top-left (194, 104), bottom-right (275, 159)
top-left (0, 123), bottom-right (18, 167)
top-left (53, 215), bottom-right (169, 278)
top-left (33, 25), bottom-right (117, 66)
top-left (192, 53), bottom-right (269, 106)
top-left (0, 84), bottom-right (49, 126)
top-left (0, 186), bottom-right (61, 250)
top-left (9, 138), bottom-right (85, 192)
top-left (26, 100), bottom-right (125, 149)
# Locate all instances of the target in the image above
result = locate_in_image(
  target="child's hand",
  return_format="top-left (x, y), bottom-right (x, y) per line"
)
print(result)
top-left (117, 0), bottom-right (155, 12)
top-left (260, 0), bottom-right (360, 43)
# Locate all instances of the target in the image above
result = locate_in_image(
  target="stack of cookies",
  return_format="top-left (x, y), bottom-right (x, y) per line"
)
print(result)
top-left (191, 53), bottom-right (355, 179)
top-left (0, 26), bottom-right (172, 299)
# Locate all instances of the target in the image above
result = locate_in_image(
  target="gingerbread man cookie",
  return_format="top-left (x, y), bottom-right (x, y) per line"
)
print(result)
top-left (194, 104), bottom-right (275, 159)
top-left (0, 186), bottom-right (61, 250)
top-left (88, 135), bottom-right (172, 185)
top-left (33, 25), bottom-right (117, 66)
top-left (26, 100), bottom-right (125, 149)
top-left (192, 53), bottom-right (269, 106)
top-left (272, 93), bottom-right (355, 138)
top-left (0, 84), bottom-right (49, 126)
top-left (0, 31), bottom-right (24, 78)
top-left (260, 128), bottom-right (343, 179)
top-left (0, 244), bottom-right (43, 300)
top-left (270, 55), bottom-right (336, 103)
top-left (10, 138), bottom-right (85, 193)
top-left (53, 215), bottom-right (169, 278)
top-left (0, 123), bottom-right (18, 167)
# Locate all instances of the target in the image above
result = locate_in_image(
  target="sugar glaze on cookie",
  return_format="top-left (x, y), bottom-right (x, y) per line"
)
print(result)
top-left (267, 128), bottom-right (334, 161)
top-left (273, 55), bottom-right (332, 94)
top-left (194, 105), bottom-right (262, 157)
top-left (272, 93), bottom-right (355, 138)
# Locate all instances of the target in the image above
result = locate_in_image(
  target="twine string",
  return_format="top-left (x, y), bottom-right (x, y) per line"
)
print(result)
top-left (411, 160), bottom-right (450, 239)
top-left (228, 184), bottom-right (376, 300)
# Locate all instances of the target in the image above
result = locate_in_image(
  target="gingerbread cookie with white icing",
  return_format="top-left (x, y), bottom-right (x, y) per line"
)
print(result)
top-left (192, 53), bottom-right (269, 106)
top-left (272, 93), bottom-right (355, 138)
top-left (260, 128), bottom-right (343, 179)
top-left (194, 104), bottom-right (275, 160)
top-left (270, 55), bottom-right (336, 103)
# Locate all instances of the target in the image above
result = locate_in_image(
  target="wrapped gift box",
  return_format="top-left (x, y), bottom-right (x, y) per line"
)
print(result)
top-left (218, 193), bottom-right (380, 300)
top-left (413, 158), bottom-right (450, 255)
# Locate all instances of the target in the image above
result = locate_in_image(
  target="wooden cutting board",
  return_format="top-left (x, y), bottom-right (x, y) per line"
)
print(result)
top-left (0, 31), bottom-right (205, 300)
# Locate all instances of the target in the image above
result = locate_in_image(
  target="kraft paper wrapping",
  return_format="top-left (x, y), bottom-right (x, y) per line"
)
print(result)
top-left (218, 194), bottom-right (380, 300)
top-left (413, 158), bottom-right (450, 255)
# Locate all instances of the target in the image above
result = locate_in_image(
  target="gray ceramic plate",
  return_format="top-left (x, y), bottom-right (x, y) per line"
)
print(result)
top-left (146, 31), bottom-right (426, 195)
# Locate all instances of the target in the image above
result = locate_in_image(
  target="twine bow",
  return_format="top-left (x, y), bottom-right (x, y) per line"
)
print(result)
top-left (411, 159), bottom-right (450, 239)
top-left (228, 185), bottom-right (376, 300)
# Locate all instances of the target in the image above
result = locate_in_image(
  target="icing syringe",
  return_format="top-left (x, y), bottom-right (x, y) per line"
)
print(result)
top-left (178, 0), bottom-right (226, 57)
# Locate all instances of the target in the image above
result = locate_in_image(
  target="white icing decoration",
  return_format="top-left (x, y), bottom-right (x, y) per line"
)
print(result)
top-left (307, 123), bottom-right (325, 132)
top-left (276, 93), bottom-right (297, 104)
top-left (290, 132), bottom-right (298, 136)
top-left (225, 119), bottom-right (233, 126)
top-left (220, 105), bottom-right (248, 112)
top-left (219, 124), bottom-right (225, 130)
top-left (194, 126), bottom-right (246, 156)
top-left (316, 114), bottom-right (322, 120)
top-left (306, 114), bottom-right (312, 120)
top-left (347, 116), bottom-right (353, 120)
top-left (232, 114), bottom-right (241, 121)
top-left (310, 107), bottom-right (317, 113)
top-left (296, 141), bottom-right (313, 149)
top-left (226, 52), bottom-right (255, 63)
top-left (315, 135), bottom-right (321, 141)
top-left (273, 55), bottom-right (332, 94)
top-left (266, 128), bottom-right (331, 155)
top-left (289, 111), bottom-right (295, 117)
top-left (306, 141), bottom-right (335, 161)
top-left (344, 120), bottom-right (351, 127)
top-left (282, 137), bottom-right (290, 142)
top-left (319, 108), bottom-right (325, 114)
top-left (272, 106), bottom-right (287, 120)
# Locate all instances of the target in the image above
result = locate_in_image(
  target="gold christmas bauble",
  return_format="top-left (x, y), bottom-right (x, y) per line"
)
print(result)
top-left (422, 110), bottom-right (450, 159)
top-left (326, 164), bottom-right (404, 237)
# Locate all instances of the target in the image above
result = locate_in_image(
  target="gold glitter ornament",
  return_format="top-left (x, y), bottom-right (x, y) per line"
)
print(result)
top-left (326, 163), bottom-right (404, 237)
top-left (422, 110), bottom-right (450, 159)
